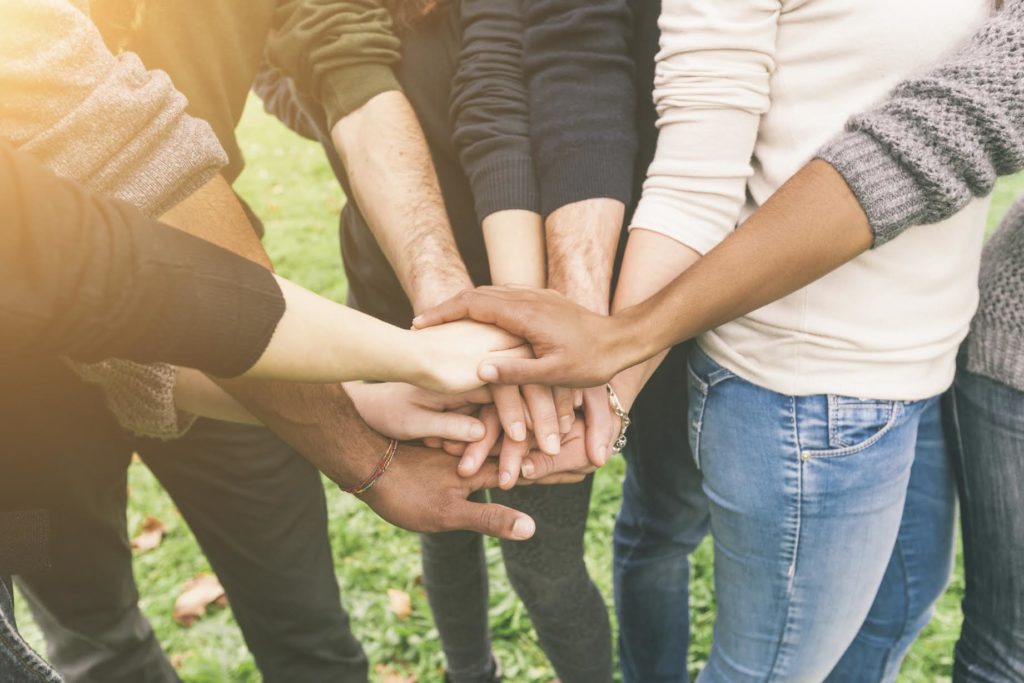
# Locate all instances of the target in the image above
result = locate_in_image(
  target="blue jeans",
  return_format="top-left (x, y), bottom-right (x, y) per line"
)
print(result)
top-left (689, 346), bottom-right (956, 682)
top-left (614, 344), bottom-right (710, 683)
top-left (615, 345), bottom-right (956, 682)
top-left (0, 576), bottom-right (62, 682)
top-left (949, 365), bottom-right (1024, 682)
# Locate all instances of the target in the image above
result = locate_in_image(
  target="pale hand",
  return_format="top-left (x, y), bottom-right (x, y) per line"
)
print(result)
top-left (344, 382), bottom-right (493, 443)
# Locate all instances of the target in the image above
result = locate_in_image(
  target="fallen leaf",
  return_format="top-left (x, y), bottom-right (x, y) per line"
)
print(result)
top-left (387, 588), bottom-right (412, 620)
top-left (375, 664), bottom-right (417, 683)
top-left (131, 517), bottom-right (166, 553)
top-left (174, 574), bottom-right (227, 627)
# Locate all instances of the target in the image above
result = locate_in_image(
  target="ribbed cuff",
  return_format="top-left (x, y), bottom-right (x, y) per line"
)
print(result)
top-left (965, 321), bottom-right (1024, 394)
top-left (471, 155), bottom-right (541, 221)
top-left (321, 64), bottom-right (402, 130)
top-left (538, 146), bottom-right (635, 218)
top-left (817, 131), bottom-right (928, 247)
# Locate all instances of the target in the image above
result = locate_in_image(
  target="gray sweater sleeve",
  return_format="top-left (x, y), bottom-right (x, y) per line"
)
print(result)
top-left (0, 0), bottom-right (227, 217)
top-left (817, 0), bottom-right (1024, 246)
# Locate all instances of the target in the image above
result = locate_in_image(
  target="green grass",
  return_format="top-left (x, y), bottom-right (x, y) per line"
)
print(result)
top-left (15, 101), bottom-right (1024, 683)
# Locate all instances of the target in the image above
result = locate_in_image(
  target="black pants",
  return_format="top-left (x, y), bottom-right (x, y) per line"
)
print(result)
top-left (2, 359), bottom-right (367, 683)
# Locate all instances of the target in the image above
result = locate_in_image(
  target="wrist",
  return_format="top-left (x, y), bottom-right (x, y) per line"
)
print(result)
top-left (410, 276), bottom-right (473, 314)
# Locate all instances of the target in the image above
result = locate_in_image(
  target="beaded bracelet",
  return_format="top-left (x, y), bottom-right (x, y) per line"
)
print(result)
top-left (341, 439), bottom-right (399, 495)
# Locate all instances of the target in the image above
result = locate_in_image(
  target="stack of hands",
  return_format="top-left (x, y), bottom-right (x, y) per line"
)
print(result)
top-left (348, 306), bottom-right (622, 495)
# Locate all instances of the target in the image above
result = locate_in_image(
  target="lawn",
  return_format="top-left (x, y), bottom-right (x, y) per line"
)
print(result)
top-left (16, 101), bottom-right (1024, 683)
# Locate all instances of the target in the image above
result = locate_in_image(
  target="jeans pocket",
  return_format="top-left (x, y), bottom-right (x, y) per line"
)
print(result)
top-left (806, 396), bottom-right (904, 459)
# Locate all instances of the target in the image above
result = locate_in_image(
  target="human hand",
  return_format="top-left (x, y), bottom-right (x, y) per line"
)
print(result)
top-left (359, 443), bottom-right (537, 540)
top-left (412, 319), bottom-right (572, 479)
top-left (454, 395), bottom-right (620, 483)
top-left (411, 319), bottom-right (529, 393)
top-left (344, 381), bottom-right (494, 443)
top-left (413, 287), bottom-right (632, 388)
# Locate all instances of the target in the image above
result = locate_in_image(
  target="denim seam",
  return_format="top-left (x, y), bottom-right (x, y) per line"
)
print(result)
top-left (687, 361), bottom-right (710, 470)
top-left (0, 621), bottom-right (55, 683)
top-left (879, 535), bottom-right (912, 679)
top-left (804, 402), bottom-right (904, 459)
top-left (766, 396), bottom-right (804, 681)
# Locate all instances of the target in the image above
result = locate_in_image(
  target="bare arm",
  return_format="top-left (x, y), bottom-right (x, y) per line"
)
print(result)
top-left (160, 175), bottom-right (538, 541)
top-left (332, 91), bottom-right (471, 311)
top-left (413, 161), bottom-right (872, 388)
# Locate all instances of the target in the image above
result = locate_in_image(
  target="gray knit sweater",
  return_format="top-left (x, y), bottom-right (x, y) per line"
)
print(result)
top-left (1, 0), bottom-right (229, 437)
top-left (819, 0), bottom-right (1024, 392)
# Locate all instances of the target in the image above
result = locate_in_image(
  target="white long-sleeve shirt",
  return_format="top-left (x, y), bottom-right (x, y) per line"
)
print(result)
top-left (631, 0), bottom-right (993, 400)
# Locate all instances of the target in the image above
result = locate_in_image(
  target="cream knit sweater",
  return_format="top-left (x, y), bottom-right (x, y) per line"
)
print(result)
top-left (632, 0), bottom-right (992, 400)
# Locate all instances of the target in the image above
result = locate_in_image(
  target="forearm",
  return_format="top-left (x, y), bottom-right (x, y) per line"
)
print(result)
top-left (482, 210), bottom-right (546, 287)
top-left (609, 230), bottom-right (701, 411)
top-left (245, 275), bottom-right (424, 384)
top-left (159, 174), bottom-right (391, 485)
top-left (174, 369), bottom-right (260, 425)
top-left (617, 161), bottom-right (872, 364)
top-left (817, 0), bottom-right (1024, 245)
top-left (545, 198), bottom-right (624, 312)
top-left (332, 91), bottom-right (472, 311)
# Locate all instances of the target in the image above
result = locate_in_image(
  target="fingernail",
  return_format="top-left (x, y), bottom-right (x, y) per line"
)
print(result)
top-left (499, 471), bottom-right (512, 487)
top-left (598, 445), bottom-right (609, 466)
top-left (459, 458), bottom-right (476, 475)
top-left (510, 422), bottom-right (527, 442)
top-left (479, 364), bottom-right (499, 382)
top-left (544, 434), bottom-right (561, 455)
top-left (522, 461), bottom-right (536, 479)
top-left (559, 415), bottom-right (573, 434)
top-left (412, 315), bottom-right (423, 327)
top-left (468, 423), bottom-right (485, 441)
top-left (512, 517), bottom-right (536, 540)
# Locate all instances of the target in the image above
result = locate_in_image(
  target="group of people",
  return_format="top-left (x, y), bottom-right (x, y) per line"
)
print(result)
top-left (2, 0), bottom-right (1023, 681)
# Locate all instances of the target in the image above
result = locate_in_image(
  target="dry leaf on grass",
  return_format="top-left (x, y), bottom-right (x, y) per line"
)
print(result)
top-left (174, 574), bottom-right (227, 627)
top-left (387, 588), bottom-right (412, 620)
top-left (375, 664), bottom-right (417, 683)
top-left (131, 517), bottom-right (166, 553)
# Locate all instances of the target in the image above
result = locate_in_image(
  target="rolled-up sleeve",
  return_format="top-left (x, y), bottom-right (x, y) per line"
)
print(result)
top-left (267, 0), bottom-right (403, 130)
top-left (630, 0), bottom-right (779, 254)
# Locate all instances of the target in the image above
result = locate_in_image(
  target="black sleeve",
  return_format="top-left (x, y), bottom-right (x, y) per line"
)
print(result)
top-left (451, 0), bottom-right (541, 222)
top-left (0, 142), bottom-right (285, 378)
top-left (522, 0), bottom-right (638, 217)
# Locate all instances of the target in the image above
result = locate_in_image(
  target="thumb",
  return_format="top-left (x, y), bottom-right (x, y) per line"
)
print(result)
top-left (411, 293), bottom-right (473, 329)
top-left (444, 498), bottom-right (536, 540)
top-left (478, 357), bottom-right (562, 387)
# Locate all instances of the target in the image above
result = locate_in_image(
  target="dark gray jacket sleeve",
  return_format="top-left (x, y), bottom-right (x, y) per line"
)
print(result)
top-left (451, 0), bottom-right (541, 222)
top-left (522, 0), bottom-right (637, 217)
top-left (818, 0), bottom-right (1024, 245)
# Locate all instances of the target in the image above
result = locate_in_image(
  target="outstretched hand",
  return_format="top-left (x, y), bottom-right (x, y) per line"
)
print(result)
top-left (359, 443), bottom-right (537, 541)
top-left (413, 287), bottom-right (628, 388)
